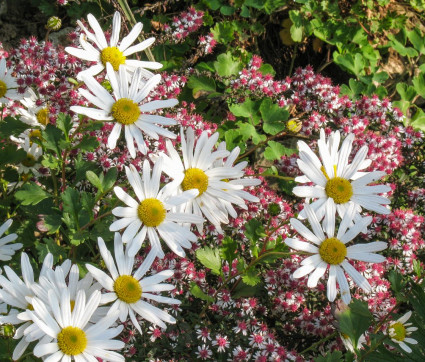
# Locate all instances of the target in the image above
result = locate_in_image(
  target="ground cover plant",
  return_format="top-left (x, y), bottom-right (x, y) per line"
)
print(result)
top-left (0, 0), bottom-right (425, 361)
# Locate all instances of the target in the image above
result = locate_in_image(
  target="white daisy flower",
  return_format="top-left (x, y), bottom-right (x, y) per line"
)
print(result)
top-left (0, 57), bottom-right (24, 104)
top-left (388, 311), bottom-right (418, 353)
top-left (65, 11), bottom-right (162, 80)
top-left (160, 127), bottom-right (261, 233)
top-left (17, 88), bottom-right (50, 129)
top-left (0, 253), bottom-right (53, 360)
top-left (293, 130), bottom-right (391, 223)
top-left (285, 203), bottom-right (387, 304)
top-left (0, 219), bottom-right (22, 261)
top-left (86, 234), bottom-right (181, 333)
top-left (110, 159), bottom-right (203, 258)
top-left (24, 289), bottom-right (124, 361)
top-left (71, 63), bottom-right (178, 157)
top-left (15, 136), bottom-right (43, 176)
top-left (30, 263), bottom-right (103, 317)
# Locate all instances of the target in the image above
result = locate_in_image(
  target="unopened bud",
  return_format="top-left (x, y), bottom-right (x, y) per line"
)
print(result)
top-left (287, 119), bottom-right (302, 133)
top-left (46, 16), bottom-right (62, 31)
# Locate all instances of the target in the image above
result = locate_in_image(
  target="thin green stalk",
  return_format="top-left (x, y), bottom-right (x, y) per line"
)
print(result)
top-left (300, 331), bottom-right (338, 354)
top-left (116, 0), bottom-right (155, 62)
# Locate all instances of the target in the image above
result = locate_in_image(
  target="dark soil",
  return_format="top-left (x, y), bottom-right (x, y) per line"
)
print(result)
top-left (0, 0), bottom-right (49, 49)
top-left (258, 20), bottom-right (351, 85)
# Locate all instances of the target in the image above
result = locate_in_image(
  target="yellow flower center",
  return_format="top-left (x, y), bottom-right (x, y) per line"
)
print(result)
top-left (26, 303), bottom-right (34, 311)
top-left (137, 198), bottom-right (166, 227)
top-left (319, 237), bottom-right (347, 265)
top-left (114, 275), bottom-right (142, 304)
top-left (100, 46), bottom-right (126, 71)
top-left (325, 177), bottom-right (353, 204)
top-left (390, 322), bottom-right (406, 342)
top-left (111, 98), bottom-right (140, 125)
top-left (29, 129), bottom-right (42, 143)
top-left (36, 108), bottom-right (49, 126)
top-left (287, 119), bottom-right (301, 133)
top-left (57, 326), bottom-right (87, 356)
top-left (182, 168), bottom-right (209, 196)
top-left (21, 153), bottom-right (37, 167)
top-left (0, 80), bottom-right (7, 98)
top-left (321, 166), bottom-right (353, 204)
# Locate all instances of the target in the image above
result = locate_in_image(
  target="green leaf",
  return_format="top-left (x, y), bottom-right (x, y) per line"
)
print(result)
top-left (260, 98), bottom-right (289, 135)
top-left (289, 10), bottom-right (304, 42)
top-left (264, 0), bottom-right (286, 14)
top-left (219, 237), bottom-right (238, 263)
top-left (220, 5), bottom-right (235, 15)
top-left (103, 167), bottom-right (118, 191)
top-left (56, 113), bottom-right (73, 138)
top-left (0, 145), bottom-right (26, 167)
top-left (196, 62), bottom-right (215, 72)
top-left (36, 238), bottom-right (67, 264)
top-left (240, 5), bottom-right (251, 17)
top-left (42, 124), bottom-right (64, 154)
top-left (86, 171), bottom-right (103, 191)
top-left (196, 247), bottom-right (222, 275)
top-left (315, 351), bottom-right (343, 362)
top-left (388, 269), bottom-right (404, 298)
top-left (258, 63), bottom-right (276, 76)
top-left (62, 188), bottom-right (80, 216)
top-left (242, 267), bottom-right (261, 286)
top-left (44, 212), bottom-right (63, 234)
top-left (15, 183), bottom-right (51, 205)
top-left (339, 299), bottom-right (373, 348)
top-left (41, 153), bottom-right (61, 170)
top-left (334, 53), bottom-right (366, 76)
top-left (245, 218), bottom-right (266, 243)
top-left (228, 99), bottom-right (262, 125)
top-left (244, 0), bottom-right (264, 9)
top-left (413, 73), bottom-right (425, 99)
top-left (190, 282), bottom-right (214, 302)
top-left (396, 83), bottom-right (417, 102)
top-left (187, 76), bottom-right (217, 97)
top-left (388, 36), bottom-right (419, 58)
top-left (74, 135), bottom-right (99, 152)
top-left (407, 28), bottom-right (425, 54)
top-left (214, 52), bottom-right (243, 77)
top-left (0, 117), bottom-right (29, 138)
top-left (211, 21), bottom-right (235, 43)
top-left (410, 108), bottom-right (425, 131)
top-left (264, 141), bottom-right (296, 161)
top-left (224, 129), bottom-right (246, 153)
top-left (232, 280), bottom-right (264, 298)
top-left (206, 0), bottom-right (221, 11)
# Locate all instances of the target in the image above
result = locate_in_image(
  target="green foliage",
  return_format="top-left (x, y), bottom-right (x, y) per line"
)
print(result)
top-left (315, 351), bottom-right (343, 362)
top-left (241, 267), bottom-right (261, 286)
top-left (219, 237), bottom-right (238, 263)
top-left (264, 141), bottom-right (295, 161)
top-left (190, 282), bottom-right (214, 302)
top-left (196, 246), bottom-right (222, 275)
top-left (260, 98), bottom-right (289, 135)
top-left (339, 299), bottom-right (373, 349)
top-left (214, 52), bottom-right (243, 77)
top-left (187, 76), bottom-right (217, 98)
top-left (15, 184), bottom-right (51, 206)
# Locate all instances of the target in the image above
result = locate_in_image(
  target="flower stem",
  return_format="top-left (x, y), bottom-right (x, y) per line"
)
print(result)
top-left (300, 331), bottom-right (338, 354)
top-left (116, 0), bottom-right (156, 62)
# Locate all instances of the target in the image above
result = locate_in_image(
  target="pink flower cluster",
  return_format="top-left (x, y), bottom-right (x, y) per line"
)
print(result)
top-left (198, 33), bottom-right (217, 55)
top-left (164, 7), bottom-right (204, 41)
top-left (368, 209), bottom-right (425, 274)
top-left (2, 37), bottom-right (85, 118)
top-left (230, 55), bottom-right (290, 98)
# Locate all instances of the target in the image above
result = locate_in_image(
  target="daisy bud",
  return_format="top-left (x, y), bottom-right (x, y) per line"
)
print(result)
top-left (46, 16), bottom-right (62, 31)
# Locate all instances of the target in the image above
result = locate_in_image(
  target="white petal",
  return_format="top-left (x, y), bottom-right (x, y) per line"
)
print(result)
top-left (285, 238), bottom-right (318, 253)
